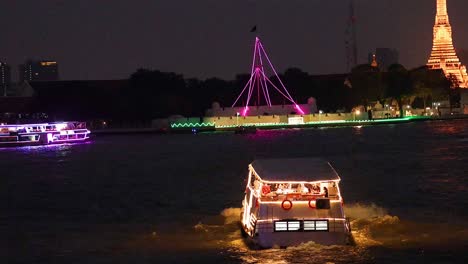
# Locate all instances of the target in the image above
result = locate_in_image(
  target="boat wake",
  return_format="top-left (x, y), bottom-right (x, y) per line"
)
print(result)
top-left (189, 204), bottom-right (467, 263)
top-left (345, 203), bottom-right (468, 249)
top-left (112, 204), bottom-right (466, 263)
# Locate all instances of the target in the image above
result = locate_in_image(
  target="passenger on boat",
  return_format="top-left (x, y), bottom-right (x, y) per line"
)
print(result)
top-left (323, 186), bottom-right (329, 198)
top-left (296, 184), bottom-right (309, 193)
top-left (276, 184), bottom-right (284, 194)
top-left (253, 180), bottom-right (261, 194)
top-left (276, 183), bottom-right (291, 195)
top-left (312, 184), bottom-right (320, 194)
top-left (328, 182), bottom-right (338, 198)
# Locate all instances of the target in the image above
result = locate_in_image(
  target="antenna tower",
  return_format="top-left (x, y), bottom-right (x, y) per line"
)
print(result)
top-left (345, 0), bottom-right (358, 72)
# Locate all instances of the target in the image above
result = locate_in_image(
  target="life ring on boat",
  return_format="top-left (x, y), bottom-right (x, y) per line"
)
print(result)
top-left (281, 199), bottom-right (293, 210)
top-left (308, 199), bottom-right (316, 209)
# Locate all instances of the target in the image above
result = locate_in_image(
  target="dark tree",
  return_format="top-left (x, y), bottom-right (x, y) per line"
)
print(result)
top-left (386, 64), bottom-right (413, 117)
top-left (349, 64), bottom-right (384, 110)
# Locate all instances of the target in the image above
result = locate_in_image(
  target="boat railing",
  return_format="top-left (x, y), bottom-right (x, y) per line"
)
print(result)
top-left (260, 192), bottom-right (340, 202)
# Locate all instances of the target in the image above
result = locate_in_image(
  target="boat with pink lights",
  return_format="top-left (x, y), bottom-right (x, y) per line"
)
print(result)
top-left (240, 158), bottom-right (351, 248)
top-left (0, 122), bottom-right (91, 147)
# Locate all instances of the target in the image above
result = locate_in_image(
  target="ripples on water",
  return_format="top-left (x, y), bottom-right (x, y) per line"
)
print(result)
top-left (1, 120), bottom-right (467, 263)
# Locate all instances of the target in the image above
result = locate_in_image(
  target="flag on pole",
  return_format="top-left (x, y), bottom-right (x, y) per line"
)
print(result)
top-left (344, 77), bottom-right (352, 88)
top-left (250, 25), bottom-right (257, 32)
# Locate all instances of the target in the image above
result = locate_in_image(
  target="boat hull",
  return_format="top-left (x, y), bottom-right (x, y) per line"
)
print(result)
top-left (248, 230), bottom-right (349, 248)
top-left (0, 141), bottom-right (43, 148)
top-left (0, 136), bottom-right (90, 148)
top-left (0, 122), bottom-right (91, 148)
top-left (241, 223), bottom-right (350, 248)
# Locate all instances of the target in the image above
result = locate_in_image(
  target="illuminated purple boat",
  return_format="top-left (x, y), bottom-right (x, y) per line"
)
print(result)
top-left (241, 158), bottom-right (352, 248)
top-left (0, 122), bottom-right (91, 147)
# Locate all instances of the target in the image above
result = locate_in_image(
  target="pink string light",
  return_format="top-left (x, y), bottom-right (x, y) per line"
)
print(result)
top-left (232, 37), bottom-right (302, 115)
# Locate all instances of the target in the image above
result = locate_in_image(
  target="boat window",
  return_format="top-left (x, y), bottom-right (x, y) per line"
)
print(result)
top-left (275, 220), bottom-right (329, 232)
top-left (274, 221), bottom-right (288, 231)
top-left (303, 221), bottom-right (315, 231)
top-left (303, 220), bottom-right (329, 231)
top-left (274, 221), bottom-right (301, 232)
top-left (315, 220), bottom-right (328, 231)
top-left (288, 221), bottom-right (300, 231)
top-left (327, 182), bottom-right (339, 198)
top-left (249, 172), bottom-right (256, 187)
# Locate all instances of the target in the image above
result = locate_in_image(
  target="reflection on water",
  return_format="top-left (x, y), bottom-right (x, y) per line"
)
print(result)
top-left (188, 204), bottom-right (467, 263)
top-left (1, 120), bottom-right (467, 263)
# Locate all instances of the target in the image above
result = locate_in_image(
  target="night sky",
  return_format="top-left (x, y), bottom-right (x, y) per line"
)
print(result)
top-left (1, 0), bottom-right (467, 81)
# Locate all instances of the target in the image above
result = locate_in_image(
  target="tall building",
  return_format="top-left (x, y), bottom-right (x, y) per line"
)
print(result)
top-left (19, 60), bottom-right (59, 82)
top-left (0, 62), bottom-right (11, 96)
top-left (367, 48), bottom-right (399, 71)
top-left (427, 0), bottom-right (468, 88)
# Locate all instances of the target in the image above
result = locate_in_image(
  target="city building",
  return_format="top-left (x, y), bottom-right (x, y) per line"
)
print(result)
top-left (0, 62), bottom-right (11, 96)
top-left (367, 48), bottom-right (399, 71)
top-left (427, 0), bottom-right (468, 88)
top-left (19, 60), bottom-right (59, 82)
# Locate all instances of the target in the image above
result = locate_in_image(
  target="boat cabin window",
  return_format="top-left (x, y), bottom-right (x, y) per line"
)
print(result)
top-left (258, 181), bottom-right (340, 201)
top-left (249, 173), bottom-right (259, 188)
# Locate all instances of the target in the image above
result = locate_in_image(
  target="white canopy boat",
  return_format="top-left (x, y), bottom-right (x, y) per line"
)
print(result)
top-left (240, 158), bottom-right (351, 248)
top-left (0, 122), bottom-right (90, 147)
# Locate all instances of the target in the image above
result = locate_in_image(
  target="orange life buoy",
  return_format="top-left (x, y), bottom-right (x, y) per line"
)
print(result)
top-left (308, 199), bottom-right (316, 209)
top-left (281, 199), bottom-right (293, 210)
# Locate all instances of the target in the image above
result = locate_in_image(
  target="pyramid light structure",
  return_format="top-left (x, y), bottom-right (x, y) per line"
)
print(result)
top-left (232, 37), bottom-right (304, 116)
top-left (427, 0), bottom-right (468, 88)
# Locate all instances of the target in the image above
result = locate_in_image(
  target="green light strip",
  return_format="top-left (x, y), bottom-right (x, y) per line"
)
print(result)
top-left (171, 116), bottom-right (432, 129)
top-left (170, 122), bottom-right (215, 128)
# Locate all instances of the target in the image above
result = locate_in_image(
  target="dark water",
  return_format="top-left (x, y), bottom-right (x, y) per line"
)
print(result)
top-left (2, 120), bottom-right (468, 263)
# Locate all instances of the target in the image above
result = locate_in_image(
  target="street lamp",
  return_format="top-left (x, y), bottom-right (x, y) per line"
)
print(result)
top-left (236, 112), bottom-right (240, 126)
top-left (319, 110), bottom-right (323, 122)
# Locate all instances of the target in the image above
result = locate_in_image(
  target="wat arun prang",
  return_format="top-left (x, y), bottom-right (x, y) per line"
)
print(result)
top-left (427, 0), bottom-right (468, 88)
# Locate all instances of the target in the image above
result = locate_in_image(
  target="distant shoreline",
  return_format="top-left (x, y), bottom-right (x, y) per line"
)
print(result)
top-left (91, 115), bottom-right (468, 135)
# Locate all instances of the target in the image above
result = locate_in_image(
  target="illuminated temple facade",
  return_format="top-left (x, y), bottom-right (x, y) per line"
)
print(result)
top-left (427, 0), bottom-right (468, 88)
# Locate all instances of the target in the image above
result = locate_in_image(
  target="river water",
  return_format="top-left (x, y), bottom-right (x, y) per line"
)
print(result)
top-left (2, 120), bottom-right (467, 263)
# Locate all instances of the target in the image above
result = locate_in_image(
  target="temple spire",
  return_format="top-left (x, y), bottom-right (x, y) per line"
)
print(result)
top-left (437, 0), bottom-right (448, 17)
top-left (427, 0), bottom-right (468, 88)
top-left (370, 54), bottom-right (378, 68)
top-left (436, 0), bottom-right (449, 25)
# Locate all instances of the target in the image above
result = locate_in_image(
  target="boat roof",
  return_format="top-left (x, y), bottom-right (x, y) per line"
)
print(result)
top-left (250, 158), bottom-right (340, 182)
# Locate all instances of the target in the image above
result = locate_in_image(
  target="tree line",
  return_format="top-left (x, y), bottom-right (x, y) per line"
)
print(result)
top-left (30, 64), bottom-right (456, 121)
